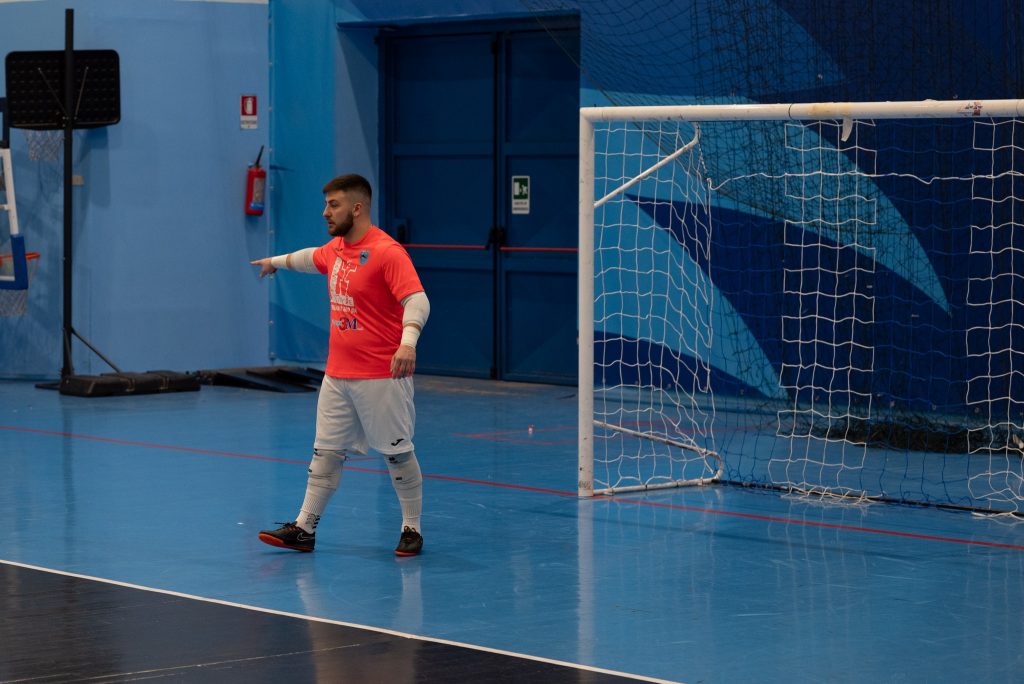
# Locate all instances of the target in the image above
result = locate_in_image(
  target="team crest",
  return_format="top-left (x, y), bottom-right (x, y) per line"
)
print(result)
top-left (360, 250), bottom-right (370, 265)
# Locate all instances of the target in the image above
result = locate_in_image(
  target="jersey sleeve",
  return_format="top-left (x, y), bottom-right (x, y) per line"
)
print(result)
top-left (381, 244), bottom-right (424, 302)
top-left (312, 241), bottom-right (333, 275)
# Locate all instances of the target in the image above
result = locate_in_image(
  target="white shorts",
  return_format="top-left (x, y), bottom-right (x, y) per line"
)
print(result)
top-left (314, 374), bottom-right (416, 455)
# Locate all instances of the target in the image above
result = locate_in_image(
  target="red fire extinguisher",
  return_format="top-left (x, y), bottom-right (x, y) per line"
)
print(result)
top-left (245, 146), bottom-right (266, 216)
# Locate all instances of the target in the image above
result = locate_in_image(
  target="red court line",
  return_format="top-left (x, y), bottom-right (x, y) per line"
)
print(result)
top-left (454, 421), bottom-right (762, 445)
top-left (602, 497), bottom-right (1024, 551)
top-left (0, 425), bottom-right (380, 464)
top-left (453, 426), bottom-right (576, 446)
top-left (4, 424), bottom-right (1021, 551)
top-left (0, 425), bottom-right (308, 465)
top-left (344, 466), bottom-right (576, 497)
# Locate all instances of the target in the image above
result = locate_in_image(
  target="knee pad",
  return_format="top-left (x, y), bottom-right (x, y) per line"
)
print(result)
top-left (385, 450), bottom-right (422, 490)
top-left (308, 448), bottom-right (347, 490)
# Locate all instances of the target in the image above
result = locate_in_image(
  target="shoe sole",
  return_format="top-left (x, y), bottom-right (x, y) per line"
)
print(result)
top-left (394, 545), bottom-right (422, 557)
top-left (258, 532), bottom-right (313, 552)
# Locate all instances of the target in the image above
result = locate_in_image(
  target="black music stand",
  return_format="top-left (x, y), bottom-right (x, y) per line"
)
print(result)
top-left (6, 9), bottom-right (197, 396)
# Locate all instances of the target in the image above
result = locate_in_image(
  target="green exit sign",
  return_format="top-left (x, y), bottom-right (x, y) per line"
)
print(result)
top-left (512, 175), bottom-right (530, 215)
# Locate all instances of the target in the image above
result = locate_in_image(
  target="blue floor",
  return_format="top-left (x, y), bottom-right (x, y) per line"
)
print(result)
top-left (1, 375), bottom-right (1023, 683)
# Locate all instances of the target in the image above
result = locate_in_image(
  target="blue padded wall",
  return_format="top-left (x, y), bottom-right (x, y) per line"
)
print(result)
top-left (0, 0), bottom-right (270, 379)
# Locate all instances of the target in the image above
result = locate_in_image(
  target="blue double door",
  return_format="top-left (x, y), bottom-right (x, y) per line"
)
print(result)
top-left (381, 20), bottom-right (580, 384)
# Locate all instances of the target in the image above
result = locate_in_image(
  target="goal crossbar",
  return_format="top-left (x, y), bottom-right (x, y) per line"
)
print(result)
top-left (581, 99), bottom-right (1024, 124)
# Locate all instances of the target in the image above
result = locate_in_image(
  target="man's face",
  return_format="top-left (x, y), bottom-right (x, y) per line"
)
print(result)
top-left (323, 190), bottom-right (359, 238)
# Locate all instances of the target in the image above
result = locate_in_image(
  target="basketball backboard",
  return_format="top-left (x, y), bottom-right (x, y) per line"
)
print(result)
top-left (4, 49), bottom-right (120, 130)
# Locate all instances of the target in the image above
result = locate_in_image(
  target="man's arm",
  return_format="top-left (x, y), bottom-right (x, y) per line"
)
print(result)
top-left (391, 291), bottom-right (430, 378)
top-left (251, 247), bottom-right (319, 278)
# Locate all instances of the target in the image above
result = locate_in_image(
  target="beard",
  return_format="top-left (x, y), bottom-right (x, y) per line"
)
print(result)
top-left (327, 210), bottom-right (354, 238)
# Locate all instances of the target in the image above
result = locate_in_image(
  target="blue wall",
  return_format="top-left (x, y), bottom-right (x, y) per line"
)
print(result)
top-left (0, 0), bottom-right (270, 379)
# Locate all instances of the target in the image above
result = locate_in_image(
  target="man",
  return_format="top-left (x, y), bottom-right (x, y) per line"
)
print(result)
top-left (252, 174), bottom-right (429, 556)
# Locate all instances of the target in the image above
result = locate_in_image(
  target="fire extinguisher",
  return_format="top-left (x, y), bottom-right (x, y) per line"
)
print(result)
top-left (245, 145), bottom-right (266, 216)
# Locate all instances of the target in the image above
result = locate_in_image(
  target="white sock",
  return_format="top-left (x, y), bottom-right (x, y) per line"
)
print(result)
top-left (296, 448), bottom-right (346, 533)
top-left (386, 451), bottom-right (423, 532)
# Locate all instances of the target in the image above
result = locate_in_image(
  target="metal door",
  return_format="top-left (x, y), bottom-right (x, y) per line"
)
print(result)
top-left (382, 20), bottom-right (579, 383)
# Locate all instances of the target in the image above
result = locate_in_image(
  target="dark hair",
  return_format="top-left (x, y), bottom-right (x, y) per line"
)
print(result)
top-left (322, 174), bottom-right (372, 202)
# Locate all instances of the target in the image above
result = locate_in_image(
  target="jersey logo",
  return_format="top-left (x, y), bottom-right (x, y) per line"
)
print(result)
top-left (360, 250), bottom-right (370, 265)
top-left (333, 317), bottom-right (359, 330)
top-left (329, 258), bottom-right (357, 310)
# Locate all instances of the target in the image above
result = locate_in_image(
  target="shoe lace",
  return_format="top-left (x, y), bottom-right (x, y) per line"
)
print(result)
top-left (401, 526), bottom-right (419, 540)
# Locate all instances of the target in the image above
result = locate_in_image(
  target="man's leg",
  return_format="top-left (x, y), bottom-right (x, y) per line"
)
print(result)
top-left (296, 448), bottom-right (348, 532)
top-left (385, 450), bottom-right (423, 532)
top-left (259, 375), bottom-right (364, 552)
top-left (258, 448), bottom-right (347, 552)
top-left (356, 376), bottom-right (424, 555)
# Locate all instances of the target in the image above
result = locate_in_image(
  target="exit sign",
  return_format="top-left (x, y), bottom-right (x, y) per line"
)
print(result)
top-left (511, 175), bottom-right (530, 215)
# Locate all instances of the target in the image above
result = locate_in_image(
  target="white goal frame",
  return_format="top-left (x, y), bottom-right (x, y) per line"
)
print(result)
top-left (578, 98), bottom-right (1024, 498)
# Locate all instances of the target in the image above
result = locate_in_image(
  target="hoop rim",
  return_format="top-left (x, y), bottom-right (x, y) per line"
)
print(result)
top-left (0, 251), bottom-right (40, 268)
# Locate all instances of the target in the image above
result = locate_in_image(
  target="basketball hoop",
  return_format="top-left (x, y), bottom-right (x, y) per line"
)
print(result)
top-left (24, 130), bottom-right (63, 162)
top-left (0, 251), bottom-right (40, 317)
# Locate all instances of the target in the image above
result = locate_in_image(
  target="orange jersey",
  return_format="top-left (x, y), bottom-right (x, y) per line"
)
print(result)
top-left (312, 227), bottom-right (424, 378)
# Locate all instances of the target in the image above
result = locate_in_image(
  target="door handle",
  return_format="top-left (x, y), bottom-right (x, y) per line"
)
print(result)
top-left (394, 219), bottom-right (408, 243)
top-left (485, 226), bottom-right (506, 249)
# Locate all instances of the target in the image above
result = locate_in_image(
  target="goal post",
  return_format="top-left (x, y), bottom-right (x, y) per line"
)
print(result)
top-left (579, 99), bottom-right (1024, 512)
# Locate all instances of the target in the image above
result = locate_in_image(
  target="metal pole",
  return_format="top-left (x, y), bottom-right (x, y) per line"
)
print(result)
top-left (61, 8), bottom-right (75, 378)
top-left (577, 113), bottom-right (595, 497)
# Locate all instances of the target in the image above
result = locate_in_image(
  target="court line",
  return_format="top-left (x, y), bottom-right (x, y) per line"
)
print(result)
top-left (0, 424), bottom-right (379, 464)
top-left (3, 423), bottom-right (1022, 551)
top-left (602, 497), bottom-right (1024, 551)
top-left (0, 424), bottom-right (309, 464)
top-left (0, 558), bottom-right (680, 684)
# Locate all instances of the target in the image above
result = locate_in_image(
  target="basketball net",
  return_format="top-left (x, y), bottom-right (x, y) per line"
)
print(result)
top-left (24, 130), bottom-right (63, 162)
top-left (0, 252), bottom-right (40, 317)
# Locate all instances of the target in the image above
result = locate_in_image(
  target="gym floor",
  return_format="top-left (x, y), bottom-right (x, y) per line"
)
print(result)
top-left (1, 375), bottom-right (1022, 683)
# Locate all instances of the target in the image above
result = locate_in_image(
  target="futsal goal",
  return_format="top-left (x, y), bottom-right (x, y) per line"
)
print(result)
top-left (578, 99), bottom-right (1024, 515)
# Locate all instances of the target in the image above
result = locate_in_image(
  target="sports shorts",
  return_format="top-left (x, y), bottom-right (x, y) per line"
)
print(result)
top-left (314, 374), bottom-right (416, 455)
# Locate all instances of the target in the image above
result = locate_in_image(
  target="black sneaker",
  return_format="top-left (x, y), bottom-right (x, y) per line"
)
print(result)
top-left (394, 526), bottom-right (423, 557)
top-left (258, 522), bottom-right (315, 552)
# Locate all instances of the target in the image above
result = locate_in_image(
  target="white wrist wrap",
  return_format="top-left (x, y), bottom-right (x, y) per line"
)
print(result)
top-left (400, 326), bottom-right (421, 348)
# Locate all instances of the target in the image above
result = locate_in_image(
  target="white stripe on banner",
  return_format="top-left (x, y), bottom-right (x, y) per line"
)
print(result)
top-left (176, 0), bottom-right (268, 5)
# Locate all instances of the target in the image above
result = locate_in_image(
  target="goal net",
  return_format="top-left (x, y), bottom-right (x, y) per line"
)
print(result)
top-left (579, 100), bottom-right (1024, 515)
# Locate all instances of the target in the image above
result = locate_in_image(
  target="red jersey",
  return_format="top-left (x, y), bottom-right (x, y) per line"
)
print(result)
top-left (312, 227), bottom-right (424, 379)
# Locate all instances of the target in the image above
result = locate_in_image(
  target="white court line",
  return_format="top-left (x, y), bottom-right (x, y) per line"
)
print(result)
top-left (0, 558), bottom-right (683, 684)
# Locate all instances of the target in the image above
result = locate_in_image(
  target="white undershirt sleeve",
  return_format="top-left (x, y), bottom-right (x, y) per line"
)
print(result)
top-left (270, 247), bottom-right (318, 273)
